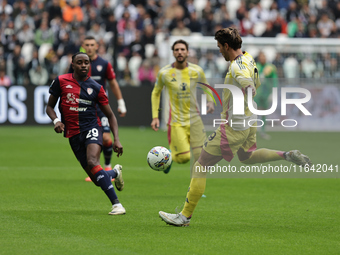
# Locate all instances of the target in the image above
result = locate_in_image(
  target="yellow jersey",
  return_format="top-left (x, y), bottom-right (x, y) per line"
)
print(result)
top-left (222, 52), bottom-right (261, 131)
top-left (152, 62), bottom-right (210, 126)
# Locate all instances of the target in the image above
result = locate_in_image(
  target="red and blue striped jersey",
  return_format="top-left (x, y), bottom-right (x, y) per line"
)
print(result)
top-left (49, 73), bottom-right (109, 138)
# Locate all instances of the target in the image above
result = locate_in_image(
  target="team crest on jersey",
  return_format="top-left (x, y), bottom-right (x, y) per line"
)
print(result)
top-left (87, 88), bottom-right (93, 95)
top-left (96, 65), bottom-right (103, 72)
top-left (180, 83), bottom-right (187, 91)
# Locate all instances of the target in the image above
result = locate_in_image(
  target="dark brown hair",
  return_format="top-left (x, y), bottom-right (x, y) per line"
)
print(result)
top-left (214, 27), bottom-right (242, 50)
top-left (171, 39), bottom-right (189, 51)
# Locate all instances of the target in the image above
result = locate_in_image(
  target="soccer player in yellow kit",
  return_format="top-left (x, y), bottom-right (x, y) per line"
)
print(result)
top-left (151, 40), bottom-right (214, 173)
top-left (159, 28), bottom-right (311, 226)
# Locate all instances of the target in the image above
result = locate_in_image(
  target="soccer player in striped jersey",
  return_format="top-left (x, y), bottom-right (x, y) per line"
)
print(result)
top-left (159, 27), bottom-right (311, 226)
top-left (70, 36), bottom-right (127, 181)
top-left (151, 39), bottom-right (214, 173)
top-left (46, 52), bottom-right (126, 215)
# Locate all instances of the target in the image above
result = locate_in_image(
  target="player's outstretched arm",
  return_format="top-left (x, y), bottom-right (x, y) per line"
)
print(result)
top-left (46, 95), bottom-right (64, 133)
top-left (108, 78), bottom-right (126, 117)
top-left (100, 104), bottom-right (123, 157)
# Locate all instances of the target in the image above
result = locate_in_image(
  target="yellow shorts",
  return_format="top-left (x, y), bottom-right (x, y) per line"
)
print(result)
top-left (168, 119), bottom-right (206, 155)
top-left (203, 124), bottom-right (257, 162)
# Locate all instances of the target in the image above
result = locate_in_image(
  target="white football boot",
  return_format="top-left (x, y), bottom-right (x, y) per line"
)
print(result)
top-left (114, 164), bottom-right (124, 191)
top-left (285, 150), bottom-right (311, 166)
top-left (159, 211), bottom-right (190, 227)
top-left (108, 204), bottom-right (126, 215)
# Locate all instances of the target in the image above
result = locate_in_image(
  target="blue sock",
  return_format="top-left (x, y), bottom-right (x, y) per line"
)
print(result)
top-left (94, 170), bottom-right (119, 205)
top-left (106, 169), bottom-right (118, 179)
top-left (103, 143), bottom-right (113, 166)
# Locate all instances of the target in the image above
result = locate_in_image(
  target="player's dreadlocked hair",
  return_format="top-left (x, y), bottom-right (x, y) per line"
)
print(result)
top-left (214, 27), bottom-right (242, 50)
top-left (71, 52), bottom-right (89, 63)
top-left (171, 39), bottom-right (189, 51)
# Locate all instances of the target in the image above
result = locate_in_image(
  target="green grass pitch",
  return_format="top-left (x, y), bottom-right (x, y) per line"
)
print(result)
top-left (0, 126), bottom-right (339, 255)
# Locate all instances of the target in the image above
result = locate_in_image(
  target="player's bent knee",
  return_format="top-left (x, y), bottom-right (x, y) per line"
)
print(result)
top-left (173, 152), bottom-right (191, 164)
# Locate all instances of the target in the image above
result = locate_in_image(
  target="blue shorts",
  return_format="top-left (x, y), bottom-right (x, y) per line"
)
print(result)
top-left (97, 107), bottom-right (110, 133)
top-left (69, 127), bottom-right (103, 170)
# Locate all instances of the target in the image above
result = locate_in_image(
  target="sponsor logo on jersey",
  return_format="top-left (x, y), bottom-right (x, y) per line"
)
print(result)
top-left (66, 93), bottom-right (77, 104)
top-left (180, 83), bottom-right (187, 91)
top-left (66, 84), bottom-right (73, 89)
top-left (96, 65), bottom-right (103, 72)
top-left (69, 107), bottom-right (87, 111)
top-left (78, 99), bottom-right (92, 105)
top-left (87, 88), bottom-right (93, 95)
top-left (171, 78), bottom-right (176, 82)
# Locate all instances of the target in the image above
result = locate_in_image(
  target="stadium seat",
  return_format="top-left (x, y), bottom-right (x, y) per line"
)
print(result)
top-left (38, 43), bottom-right (53, 65)
top-left (253, 22), bottom-right (267, 36)
top-left (21, 42), bottom-right (34, 64)
top-left (128, 55), bottom-right (142, 86)
top-left (117, 55), bottom-right (127, 72)
top-left (227, 0), bottom-right (241, 20)
top-left (260, 0), bottom-right (273, 10)
top-left (262, 46), bottom-right (277, 63)
top-left (145, 44), bottom-right (156, 59)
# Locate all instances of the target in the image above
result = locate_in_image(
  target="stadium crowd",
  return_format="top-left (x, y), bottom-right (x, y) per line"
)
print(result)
top-left (0, 0), bottom-right (339, 87)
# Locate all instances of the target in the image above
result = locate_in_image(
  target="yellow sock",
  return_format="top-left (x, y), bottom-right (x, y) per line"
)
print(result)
top-left (242, 148), bottom-right (284, 164)
top-left (192, 146), bottom-right (202, 162)
top-left (181, 161), bottom-right (206, 218)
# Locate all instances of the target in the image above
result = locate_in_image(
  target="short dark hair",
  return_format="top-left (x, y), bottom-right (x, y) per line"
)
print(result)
top-left (84, 35), bottom-right (96, 41)
top-left (214, 27), bottom-right (242, 50)
top-left (171, 39), bottom-right (189, 51)
top-left (71, 52), bottom-right (89, 63)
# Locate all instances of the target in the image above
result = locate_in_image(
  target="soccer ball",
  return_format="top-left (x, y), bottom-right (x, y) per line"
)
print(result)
top-left (147, 146), bottom-right (172, 171)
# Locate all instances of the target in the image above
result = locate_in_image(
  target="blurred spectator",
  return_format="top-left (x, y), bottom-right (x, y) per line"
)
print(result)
top-left (14, 9), bottom-right (35, 32)
top-left (62, 0), bottom-right (83, 24)
top-left (26, 49), bottom-right (40, 72)
top-left (286, 1), bottom-right (300, 23)
top-left (11, 1), bottom-right (28, 20)
top-left (294, 22), bottom-right (307, 38)
top-left (145, 0), bottom-right (160, 22)
top-left (30, 0), bottom-right (45, 29)
top-left (301, 55), bottom-right (317, 78)
top-left (261, 21), bottom-right (277, 37)
top-left (0, 0), bottom-right (13, 16)
top-left (29, 63), bottom-right (48, 86)
top-left (115, 0), bottom-right (138, 21)
top-left (47, 0), bottom-right (63, 24)
top-left (17, 22), bottom-right (34, 45)
top-left (34, 20), bottom-right (54, 47)
top-left (236, 1), bottom-right (247, 22)
top-left (268, 2), bottom-right (279, 22)
top-left (55, 32), bottom-right (77, 57)
top-left (100, 0), bottom-right (114, 23)
top-left (240, 11), bottom-right (253, 36)
top-left (165, 0), bottom-right (184, 24)
top-left (105, 13), bottom-right (117, 32)
top-left (0, 68), bottom-right (11, 86)
top-left (138, 59), bottom-right (156, 86)
top-left (84, 4), bottom-right (103, 31)
top-left (129, 31), bottom-right (145, 59)
top-left (141, 23), bottom-right (155, 46)
top-left (88, 22), bottom-right (106, 43)
top-left (45, 53), bottom-right (60, 84)
top-left (317, 13), bottom-right (336, 38)
top-left (188, 11), bottom-right (202, 33)
top-left (171, 20), bottom-right (191, 36)
top-left (221, 12), bottom-right (234, 28)
top-left (1, 20), bottom-right (16, 56)
top-left (202, 12), bottom-right (216, 36)
top-left (249, 2), bottom-right (269, 24)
